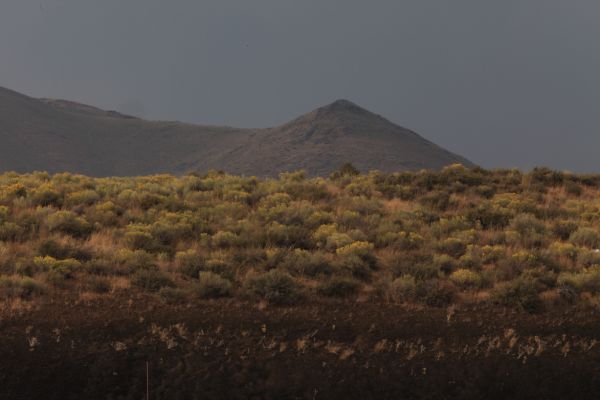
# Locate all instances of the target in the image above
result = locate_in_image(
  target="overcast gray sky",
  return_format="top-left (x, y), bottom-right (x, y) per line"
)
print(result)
top-left (1, 0), bottom-right (599, 171)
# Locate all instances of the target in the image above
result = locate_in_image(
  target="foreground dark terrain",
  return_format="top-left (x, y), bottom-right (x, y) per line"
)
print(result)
top-left (2, 296), bottom-right (600, 399)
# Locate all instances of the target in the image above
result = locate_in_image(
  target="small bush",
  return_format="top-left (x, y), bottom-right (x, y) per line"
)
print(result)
top-left (570, 227), bottom-right (600, 248)
top-left (475, 185), bottom-right (496, 199)
top-left (552, 221), bottom-right (579, 241)
top-left (203, 257), bottom-right (236, 280)
top-left (578, 250), bottom-right (600, 268)
top-left (468, 205), bottom-right (511, 229)
top-left (83, 258), bottom-right (113, 276)
top-left (0, 222), bottom-right (24, 241)
top-left (37, 239), bottom-right (71, 260)
top-left (547, 242), bottom-right (578, 261)
top-left (40, 257), bottom-right (82, 286)
top-left (565, 181), bottom-right (583, 197)
top-left (52, 258), bottom-right (82, 277)
top-left (175, 249), bottom-right (205, 278)
top-left (510, 214), bottom-right (547, 236)
top-left (388, 275), bottom-right (417, 302)
top-left (511, 251), bottom-right (539, 269)
top-left (492, 277), bottom-right (543, 313)
top-left (194, 272), bottom-right (232, 299)
top-left (46, 211), bottom-right (92, 238)
top-left (84, 276), bottom-right (111, 293)
top-left (386, 251), bottom-right (439, 281)
top-left (458, 251), bottom-right (483, 270)
top-left (265, 222), bottom-right (312, 248)
top-left (33, 255), bottom-right (57, 271)
top-left (298, 251), bottom-right (333, 277)
top-left (317, 276), bottom-right (361, 298)
top-left (125, 230), bottom-right (158, 252)
top-left (333, 242), bottom-right (377, 281)
top-left (336, 241), bottom-right (374, 258)
top-left (38, 239), bottom-right (92, 261)
top-left (246, 270), bottom-right (302, 305)
top-left (436, 238), bottom-right (467, 258)
top-left (116, 249), bottom-right (157, 272)
top-left (34, 256), bottom-right (81, 277)
top-left (65, 190), bottom-right (100, 206)
top-left (31, 185), bottom-right (61, 207)
top-left (481, 245), bottom-right (505, 264)
top-left (557, 266), bottom-right (600, 294)
top-left (394, 232), bottom-right (425, 250)
top-left (212, 230), bottom-right (242, 248)
top-left (420, 190), bottom-right (452, 211)
top-left (336, 254), bottom-right (373, 281)
top-left (19, 277), bottom-right (46, 298)
top-left (314, 224), bottom-right (353, 251)
top-left (131, 269), bottom-right (174, 292)
top-left (416, 280), bottom-right (457, 307)
top-left (449, 269), bottom-right (482, 288)
top-left (330, 163), bottom-right (360, 179)
top-left (159, 287), bottom-right (189, 304)
top-left (277, 249), bottom-right (332, 277)
top-left (0, 276), bottom-right (45, 299)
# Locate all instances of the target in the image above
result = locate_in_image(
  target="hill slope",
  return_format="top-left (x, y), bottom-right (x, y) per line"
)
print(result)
top-left (0, 87), bottom-right (472, 176)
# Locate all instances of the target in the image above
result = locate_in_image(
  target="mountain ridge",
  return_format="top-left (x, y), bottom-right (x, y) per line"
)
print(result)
top-left (0, 87), bottom-right (473, 176)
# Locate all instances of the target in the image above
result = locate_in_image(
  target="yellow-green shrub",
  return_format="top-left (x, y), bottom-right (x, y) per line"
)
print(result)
top-left (449, 269), bottom-right (482, 288)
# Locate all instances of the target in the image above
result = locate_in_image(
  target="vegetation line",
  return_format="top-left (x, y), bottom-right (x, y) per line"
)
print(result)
top-left (1, 164), bottom-right (599, 313)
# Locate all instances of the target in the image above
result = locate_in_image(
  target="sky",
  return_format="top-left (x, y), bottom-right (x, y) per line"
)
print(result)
top-left (1, 0), bottom-right (599, 171)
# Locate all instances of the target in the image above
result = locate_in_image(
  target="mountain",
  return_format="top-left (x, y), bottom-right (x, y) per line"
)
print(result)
top-left (0, 87), bottom-right (473, 176)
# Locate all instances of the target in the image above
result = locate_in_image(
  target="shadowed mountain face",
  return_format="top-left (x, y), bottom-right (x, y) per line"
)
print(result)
top-left (0, 87), bottom-right (472, 176)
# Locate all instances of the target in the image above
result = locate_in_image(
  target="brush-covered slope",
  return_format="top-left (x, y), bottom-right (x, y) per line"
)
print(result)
top-left (0, 87), bottom-right (472, 176)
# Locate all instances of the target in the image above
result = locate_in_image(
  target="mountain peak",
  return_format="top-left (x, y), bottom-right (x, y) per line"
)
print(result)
top-left (0, 86), bottom-right (474, 176)
top-left (319, 99), bottom-right (369, 115)
top-left (328, 99), bottom-right (360, 108)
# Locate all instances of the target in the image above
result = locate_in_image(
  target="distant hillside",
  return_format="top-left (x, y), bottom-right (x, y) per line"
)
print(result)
top-left (0, 87), bottom-right (473, 176)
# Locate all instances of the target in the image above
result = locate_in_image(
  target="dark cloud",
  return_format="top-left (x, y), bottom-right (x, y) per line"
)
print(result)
top-left (1, 0), bottom-right (599, 171)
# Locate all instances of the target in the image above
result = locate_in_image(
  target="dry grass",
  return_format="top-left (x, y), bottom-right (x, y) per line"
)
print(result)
top-left (109, 277), bottom-right (132, 292)
top-left (382, 198), bottom-right (415, 213)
